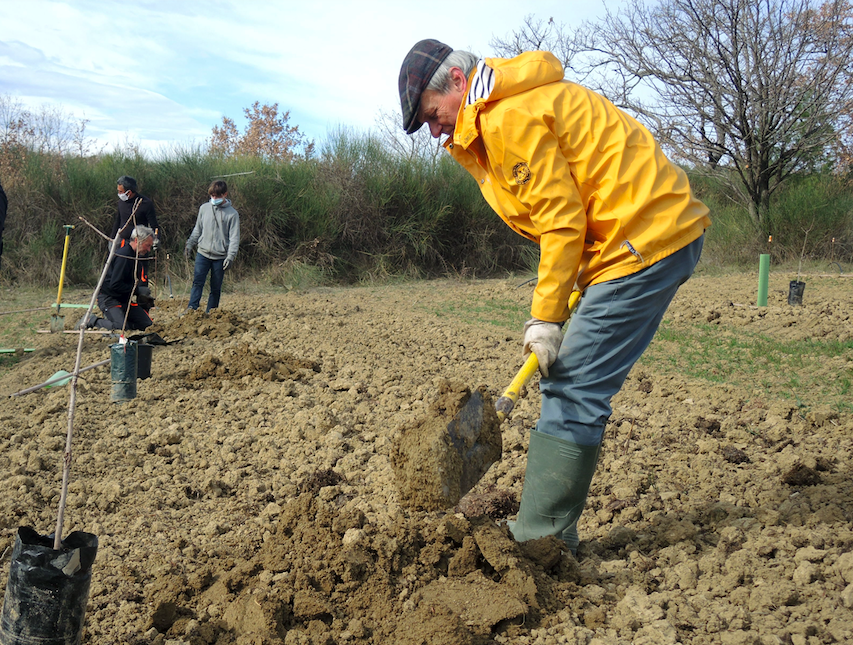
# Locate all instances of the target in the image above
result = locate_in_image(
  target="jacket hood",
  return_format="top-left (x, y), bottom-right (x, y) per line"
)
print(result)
top-left (452, 51), bottom-right (564, 149)
top-left (485, 51), bottom-right (564, 101)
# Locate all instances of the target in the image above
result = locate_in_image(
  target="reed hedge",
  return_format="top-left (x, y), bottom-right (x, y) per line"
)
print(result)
top-left (1, 129), bottom-right (851, 289)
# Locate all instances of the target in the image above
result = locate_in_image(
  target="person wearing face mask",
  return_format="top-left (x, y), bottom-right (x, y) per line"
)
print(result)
top-left (183, 180), bottom-right (240, 314)
top-left (112, 175), bottom-right (160, 251)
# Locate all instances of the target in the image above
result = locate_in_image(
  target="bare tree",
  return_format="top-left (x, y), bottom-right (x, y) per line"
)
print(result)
top-left (0, 95), bottom-right (33, 150)
top-left (491, 1), bottom-right (853, 234)
top-left (209, 101), bottom-right (315, 161)
top-left (373, 107), bottom-right (446, 167)
top-left (0, 94), bottom-right (100, 165)
top-left (490, 15), bottom-right (588, 82)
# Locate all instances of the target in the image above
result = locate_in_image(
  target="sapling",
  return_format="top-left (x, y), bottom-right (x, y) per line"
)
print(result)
top-left (795, 221), bottom-right (814, 284)
top-left (54, 224), bottom-right (122, 549)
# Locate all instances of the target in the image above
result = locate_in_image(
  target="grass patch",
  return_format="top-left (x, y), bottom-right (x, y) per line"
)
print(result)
top-left (420, 286), bottom-right (852, 413)
top-left (426, 297), bottom-right (528, 331)
top-left (641, 320), bottom-right (853, 412)
top-left (0, 287), bottom-right (56, 375)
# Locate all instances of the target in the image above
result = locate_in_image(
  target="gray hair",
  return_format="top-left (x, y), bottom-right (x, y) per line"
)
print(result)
top-left (131, 225), bottom-right (155, 242)
top-left (426, 50), bottom-right (479, 93)
top-left (116, 175), bottom-right (138, 193)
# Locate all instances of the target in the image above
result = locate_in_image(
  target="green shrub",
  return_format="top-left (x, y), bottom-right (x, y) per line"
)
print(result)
top-left (1, 134), bottom-right (851, 288)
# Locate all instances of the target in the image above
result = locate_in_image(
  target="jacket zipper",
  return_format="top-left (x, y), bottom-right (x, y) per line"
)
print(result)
top-left (620, 239), bottom-right (645, 264)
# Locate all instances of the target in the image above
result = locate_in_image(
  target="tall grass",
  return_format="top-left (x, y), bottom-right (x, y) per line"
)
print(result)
top-left (1, 130), bottom-right (852, 288)
top-left (690, 172), bottom-right (853, 268)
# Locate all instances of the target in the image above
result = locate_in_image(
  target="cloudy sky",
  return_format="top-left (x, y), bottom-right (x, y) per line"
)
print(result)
top-left (1, 0), bottom-right (612, 155)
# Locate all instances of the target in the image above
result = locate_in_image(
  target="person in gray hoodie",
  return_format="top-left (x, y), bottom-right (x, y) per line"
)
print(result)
top-left (184, 180), bottom-right (240, 313)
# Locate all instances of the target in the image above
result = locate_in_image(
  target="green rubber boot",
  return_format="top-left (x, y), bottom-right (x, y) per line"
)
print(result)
top-left (508, 430), bottom-right (601, 554)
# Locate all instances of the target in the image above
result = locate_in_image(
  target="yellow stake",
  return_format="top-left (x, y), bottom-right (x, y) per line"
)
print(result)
top-left (55, 225), bottom-right (75, 311)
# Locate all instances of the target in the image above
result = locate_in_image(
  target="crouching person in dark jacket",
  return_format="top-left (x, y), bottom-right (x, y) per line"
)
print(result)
top-left (78, 225), bottom-right (155, 331)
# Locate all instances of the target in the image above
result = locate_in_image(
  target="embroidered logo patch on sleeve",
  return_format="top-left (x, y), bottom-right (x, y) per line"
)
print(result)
top-left (512, 162), bottom-right (531, 185)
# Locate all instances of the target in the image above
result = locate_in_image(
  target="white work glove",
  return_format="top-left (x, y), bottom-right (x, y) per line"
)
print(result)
top-left (223, 259), bottom-right (231, 270)
top-left (522, 318), bottom-right (564, 378)
top-left (152, 236), bottom-right (161, 252)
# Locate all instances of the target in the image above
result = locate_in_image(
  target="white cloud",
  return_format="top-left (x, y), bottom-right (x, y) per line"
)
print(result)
top-left (0, 0), bottom-right (611, 153)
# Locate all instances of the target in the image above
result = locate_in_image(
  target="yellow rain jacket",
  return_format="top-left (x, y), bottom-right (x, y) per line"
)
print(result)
top-left (445, 52), bottom-right (711, 323)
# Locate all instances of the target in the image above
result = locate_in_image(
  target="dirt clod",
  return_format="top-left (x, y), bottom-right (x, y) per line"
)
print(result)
top-left (391, 381), bottom-right (502, 510)
top-left (721, 444), bottom-right (750, 464)
top-left (781, 462), bottom-right (822, 486)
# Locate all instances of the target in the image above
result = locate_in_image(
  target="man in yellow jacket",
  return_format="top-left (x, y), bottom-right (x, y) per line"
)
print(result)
top-left (399, 39), bottom-right (711, 554)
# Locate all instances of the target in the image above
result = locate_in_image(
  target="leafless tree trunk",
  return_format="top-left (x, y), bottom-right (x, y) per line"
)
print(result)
top-left (491, 0), bottom-right (853, 235)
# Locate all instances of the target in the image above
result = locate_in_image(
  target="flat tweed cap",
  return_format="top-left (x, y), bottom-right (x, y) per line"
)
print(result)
top-left (399, 39), bottom-right (453, 134)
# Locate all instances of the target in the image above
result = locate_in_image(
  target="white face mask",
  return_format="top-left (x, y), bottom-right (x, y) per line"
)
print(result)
top-left (210, 197), bottom-right (224, 206)
top-left (118, 191), bottom-right (130, 202)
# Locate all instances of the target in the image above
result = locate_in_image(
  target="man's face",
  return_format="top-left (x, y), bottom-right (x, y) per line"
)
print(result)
top-left (417, 69), bottom-right (466, 139)
top-left (117, 185), bottom-right (132, 198)
top-left (136, 237), bottom-right (154, 255)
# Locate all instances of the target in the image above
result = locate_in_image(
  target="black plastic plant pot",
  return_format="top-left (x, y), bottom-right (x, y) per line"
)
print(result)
top-left (788, 280), bottom-right (806, 306)
top-left (136, 343), bottom-right (153, 380)
top-left (0, 527), bottom-right (98, 645)
top-left (110, 340), bottom-right (137, 402)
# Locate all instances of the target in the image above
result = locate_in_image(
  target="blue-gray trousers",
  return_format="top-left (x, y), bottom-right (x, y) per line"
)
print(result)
top-left (537, 235), bottom-right (704, 445)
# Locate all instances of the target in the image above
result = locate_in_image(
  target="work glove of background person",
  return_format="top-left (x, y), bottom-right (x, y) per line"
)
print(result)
top-left (136, 283), bottom-right (155, 308)
top-left (223, 259), bottom-right (231, 270)
top-left (184, 245), bottom-right (193, 260)
top-left (522, 318), bottom-right (564, 377)
top-left (152, 236), bottom-right (160, 252)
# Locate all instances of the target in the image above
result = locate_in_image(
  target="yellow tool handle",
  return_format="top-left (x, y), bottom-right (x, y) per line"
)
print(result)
top-left (495, 353), bottom-right (540, 421)
top-left (566, 289), bottom-right (581, 314)
top-left (494, 290), bottom-right (582, 422)
top-left (55, 226), bottom-right (74, 309)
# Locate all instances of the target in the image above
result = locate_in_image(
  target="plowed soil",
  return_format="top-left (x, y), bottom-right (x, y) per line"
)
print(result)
top-left (1, 271), bottom-right (852, 645)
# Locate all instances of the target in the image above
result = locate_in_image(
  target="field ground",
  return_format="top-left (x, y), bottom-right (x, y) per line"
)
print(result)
top-left (1, 267), bottom-right (852, 644)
